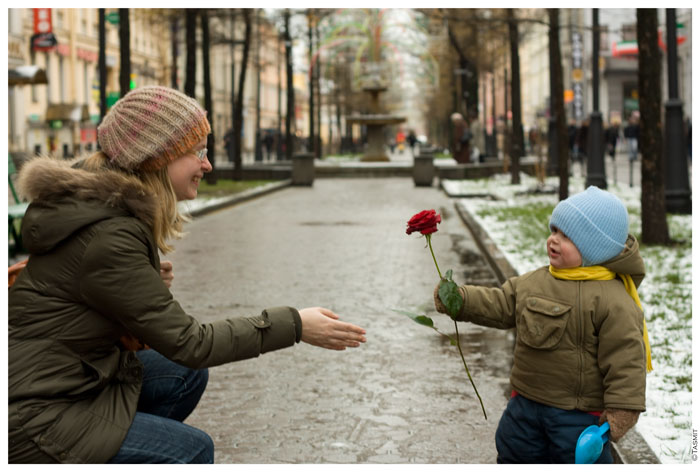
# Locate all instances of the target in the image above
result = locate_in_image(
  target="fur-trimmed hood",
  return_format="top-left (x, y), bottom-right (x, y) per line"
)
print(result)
top-left (17, 155), bottom-right (158, 255)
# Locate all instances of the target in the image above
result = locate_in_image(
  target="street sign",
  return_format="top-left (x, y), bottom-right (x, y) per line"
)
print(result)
top-left (31, 32), bottom-right (58, 52)
top-left (106, 12), bottom-right (119, 25)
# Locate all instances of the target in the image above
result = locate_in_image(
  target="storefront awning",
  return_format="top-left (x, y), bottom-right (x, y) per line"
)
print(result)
top-left (9, 65), bottom-right (48, 86)
top-left (46, 104), bottom-right (90, 122)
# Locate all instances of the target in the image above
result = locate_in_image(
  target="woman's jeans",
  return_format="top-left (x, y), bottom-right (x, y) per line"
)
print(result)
top-left (108, 350), bottom-right (213, 464)
top-left (495, 394), bottom-right (613, 464)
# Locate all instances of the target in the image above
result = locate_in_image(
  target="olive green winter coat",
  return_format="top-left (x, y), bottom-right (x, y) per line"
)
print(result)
top-left (456, 235), bottom-right (646, 412)
top-left (9, 156), bottom-right (302, 463)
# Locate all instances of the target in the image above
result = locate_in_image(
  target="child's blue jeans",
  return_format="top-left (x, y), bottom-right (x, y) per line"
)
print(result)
top-left (495, 393), bottom-right (613, 464)
top-left (108, 350), bottom-right (213, 464)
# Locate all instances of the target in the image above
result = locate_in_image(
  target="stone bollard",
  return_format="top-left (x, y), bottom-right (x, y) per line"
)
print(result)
top-left (292, 152), bottom-right (315, 186)
top-left (413, 152), bottom-right (435, 187)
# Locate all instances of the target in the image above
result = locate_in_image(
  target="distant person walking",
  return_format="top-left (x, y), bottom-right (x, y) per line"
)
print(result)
top-left (407, 130), bottom-right (418, 156)
top-left (605, 122), bottom-right (620, 160)
top-left (396, 130), bottom-right (406, 153)
top-left (469, 113), bottom-right (485, 163)
top-left (8, 85), bottom-right (366, 464)
top-left (624, 113), bottom-right (640, 162)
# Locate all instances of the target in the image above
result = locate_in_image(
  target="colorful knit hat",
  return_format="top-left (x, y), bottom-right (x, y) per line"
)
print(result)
top-left (549, 186), bottom-right (629, 266)
top-left (97, 85), bottom-right (210, 172)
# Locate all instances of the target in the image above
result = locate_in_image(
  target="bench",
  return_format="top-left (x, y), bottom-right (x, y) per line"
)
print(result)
top-left (8, 154), bottom-right (28, 256)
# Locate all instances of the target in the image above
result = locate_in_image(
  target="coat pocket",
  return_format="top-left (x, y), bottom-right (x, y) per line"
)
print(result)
top-left (518, 296), bottom-right (572, 350)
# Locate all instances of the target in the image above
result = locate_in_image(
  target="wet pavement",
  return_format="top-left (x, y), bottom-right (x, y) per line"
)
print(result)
top-left (167, 178), bottom-right (514, 463)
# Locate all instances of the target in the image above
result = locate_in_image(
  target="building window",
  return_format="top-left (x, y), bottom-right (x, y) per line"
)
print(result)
top-left (599, 25), bottom-right (609, 52)
top-left (56, 10), bottom-right (64, 31)
top-left (622, 24), bottom-right (636, 42)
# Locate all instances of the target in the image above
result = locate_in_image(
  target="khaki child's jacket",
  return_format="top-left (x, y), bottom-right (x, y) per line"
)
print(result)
top-left (457, 235), bottom-right (646, 412)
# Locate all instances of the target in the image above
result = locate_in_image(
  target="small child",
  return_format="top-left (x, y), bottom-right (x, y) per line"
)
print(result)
top-left (435, 186), bottom-right (648, 464)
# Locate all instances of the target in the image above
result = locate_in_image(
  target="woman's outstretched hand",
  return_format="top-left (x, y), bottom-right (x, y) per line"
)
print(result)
top-left (299, 307), bottom-right (366, 351)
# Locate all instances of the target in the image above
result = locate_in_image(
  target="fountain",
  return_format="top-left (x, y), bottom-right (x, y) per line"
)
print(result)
top-left (346, 66), bottom-right (406, 162)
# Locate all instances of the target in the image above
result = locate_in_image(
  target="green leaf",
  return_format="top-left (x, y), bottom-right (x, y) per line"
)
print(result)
top-left (445, 268), bottom-right (453, 280)
top-left (439, 277), bottom-right (462, 320)
top-left (392, 309), bottom-right (435, 328)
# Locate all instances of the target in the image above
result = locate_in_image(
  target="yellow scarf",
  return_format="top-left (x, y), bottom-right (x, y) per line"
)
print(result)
top-left (549, 265), bottom-right (652, 372)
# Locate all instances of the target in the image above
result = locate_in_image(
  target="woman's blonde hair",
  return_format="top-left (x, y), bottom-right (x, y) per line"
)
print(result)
top-left (83, 151), bottom-right (188, 254)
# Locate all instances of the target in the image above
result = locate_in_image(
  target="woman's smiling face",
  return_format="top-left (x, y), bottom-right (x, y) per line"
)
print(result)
top-left (167, 137), bottom-right (211, 201)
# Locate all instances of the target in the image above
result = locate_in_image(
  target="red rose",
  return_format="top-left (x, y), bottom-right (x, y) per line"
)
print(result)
top-left (406, 209), bottom-right (442, 235)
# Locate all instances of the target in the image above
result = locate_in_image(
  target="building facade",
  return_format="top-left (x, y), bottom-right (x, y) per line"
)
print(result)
top-left (8, 8), bottom-right (292, 164)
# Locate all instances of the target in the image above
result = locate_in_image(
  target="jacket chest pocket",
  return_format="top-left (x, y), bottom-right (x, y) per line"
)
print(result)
top-left (518, 296), bottom-right (572, 350)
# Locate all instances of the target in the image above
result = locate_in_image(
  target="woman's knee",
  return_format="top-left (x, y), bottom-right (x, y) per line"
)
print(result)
top-left (190, 429), bottom-right (215, 464)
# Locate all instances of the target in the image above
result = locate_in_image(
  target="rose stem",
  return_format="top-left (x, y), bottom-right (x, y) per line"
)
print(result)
top-left (426, 235), bottom-right (443, 279)
top-left (453, 320), bottom-right (487, 420)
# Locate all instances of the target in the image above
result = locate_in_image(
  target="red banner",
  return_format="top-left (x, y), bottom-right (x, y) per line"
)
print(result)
top-left (33, 8), bottom-right (52, 34)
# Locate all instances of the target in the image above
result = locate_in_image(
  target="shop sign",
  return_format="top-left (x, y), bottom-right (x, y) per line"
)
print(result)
top-left (31, 32), bottom-right (58, 52)
top-left (33, 8), bottom-right (53, 34)
top-left (105, 11), bottom-right (120, 25)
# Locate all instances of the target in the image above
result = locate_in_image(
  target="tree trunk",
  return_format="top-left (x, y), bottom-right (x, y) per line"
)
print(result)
top-left (98, 9), bottom-right (107, 124)
top-left (315, 21), bottom-right (322, 158)
top-left (233, 9), bottom-right (252, 180)
top-left (119, 8), bottom-right (131, 97)
top-left (637, 9), bottom-right (670, 244)
top-left (255, 9), bottom-right (262, 162)
top-left (549, 8), bottom-right (569, 200)
top-left (284, 9), bottom-right (295, 160)
top-left (277, 30), bottom-right (283, 160)
top-left (508, 8), bottom-right (523, 184)
top-left (201, 9), bottom-right (216, 184)
top-left (307, 10), bottom-right (315, 155)
top-left (228, 11), bottom-right (236, 164)
top-left (184, 9), bottom-right (197, 98)
top-left (171, 16), bottom-right (179, 89)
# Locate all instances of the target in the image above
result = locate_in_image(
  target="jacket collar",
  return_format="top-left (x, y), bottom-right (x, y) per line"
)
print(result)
top-left (17, 154), bottom-right (158, 228)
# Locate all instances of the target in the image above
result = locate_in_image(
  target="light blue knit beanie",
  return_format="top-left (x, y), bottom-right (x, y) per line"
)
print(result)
top-left (548, 186), bottom-right (629, 266)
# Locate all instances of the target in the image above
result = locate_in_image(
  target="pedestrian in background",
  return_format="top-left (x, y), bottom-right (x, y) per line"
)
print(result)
top-left (434, 186), bottom-right (649, 463)
top-left (624, 112), bottom-right (640, 162)
top-left (605, 121), bottom-right (620, 160)
top-left (407, 130), bottom-right (418, 156)
top-left (8, 85), bottom-right (366, 464)
top-left (469, 112), bottom-right (485, 163)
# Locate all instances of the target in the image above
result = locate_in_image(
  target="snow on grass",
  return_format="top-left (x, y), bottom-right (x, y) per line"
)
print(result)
top-left (445, 173), bottom-right (692, 464)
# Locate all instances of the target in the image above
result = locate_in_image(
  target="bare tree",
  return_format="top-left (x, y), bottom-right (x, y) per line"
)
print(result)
top-left (98, 9), bottom-right (107, 123)
top-left (170, 15), bottom-right (179, 89)
top-left (307, 10), bottom-right (316, 156)
top-left (548, 8), bottom-right (569, 200)
top-left (637, 9), bottom-right (670, 244)
top-left (284, 9), bottom-right (295, 160)
top-left (184, 9), bottom-right (197, 98)
top-left (201, 9), bottom-right (216, 184)
top-left (232, 9), bottom-right (252, 180)
top-left (507, 8), bottom-right (523, 184)
top-left (119, 8), bottom-right (131, 97)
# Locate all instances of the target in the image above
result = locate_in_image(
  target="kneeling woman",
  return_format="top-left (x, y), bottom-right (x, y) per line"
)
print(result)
top-left (9, 86), bottom-right (366, 464)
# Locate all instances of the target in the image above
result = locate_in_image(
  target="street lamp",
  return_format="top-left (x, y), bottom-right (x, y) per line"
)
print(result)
top-left (586, 9), bottom-right (607, 189)
top-left (664, 8), bottom-right (691, 213)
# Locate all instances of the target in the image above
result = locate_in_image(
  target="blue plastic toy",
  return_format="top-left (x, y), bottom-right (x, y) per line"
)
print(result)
top-left (575, 422), bottom-right (610, 464)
